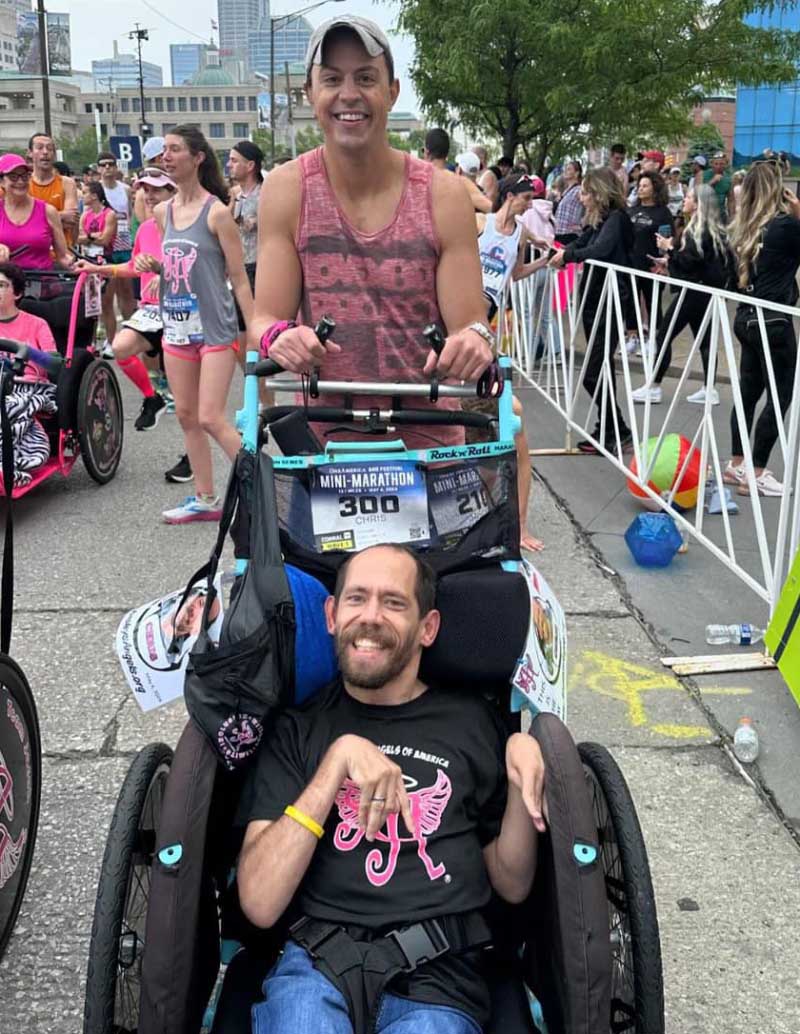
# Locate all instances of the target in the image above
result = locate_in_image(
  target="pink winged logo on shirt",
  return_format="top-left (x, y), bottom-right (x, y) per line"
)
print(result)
top-left (333, 769), bottom-right (452, 887)
top-left (162, 246), bottom-right (198, 294)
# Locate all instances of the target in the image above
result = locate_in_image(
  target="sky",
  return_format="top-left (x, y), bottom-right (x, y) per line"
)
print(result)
top-left (53, 0), bottom-right (420, 112)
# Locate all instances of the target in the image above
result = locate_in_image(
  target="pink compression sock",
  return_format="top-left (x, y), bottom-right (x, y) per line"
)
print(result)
top-left (117, 356), bottom-right (155, 398)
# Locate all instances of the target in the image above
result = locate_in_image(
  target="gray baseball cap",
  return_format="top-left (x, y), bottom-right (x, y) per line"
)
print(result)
top-left (305, 14), bottom-right (394, 78)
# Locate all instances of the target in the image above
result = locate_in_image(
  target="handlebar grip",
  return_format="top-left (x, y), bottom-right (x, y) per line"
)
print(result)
top-left (423, 324), bottom-right (446, 356)
top-left (315, 315), bottom-right (336, 344)
top-left (254, 316), bottom-right (337, 377)
top-left (25, 345), bottom-right (64, 377)
top-left (253, 357), bottom-right (283, 377)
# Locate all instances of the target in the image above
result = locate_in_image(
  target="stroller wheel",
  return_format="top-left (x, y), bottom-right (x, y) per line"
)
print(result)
top-left (83, 742), bottom-right (173, 1034)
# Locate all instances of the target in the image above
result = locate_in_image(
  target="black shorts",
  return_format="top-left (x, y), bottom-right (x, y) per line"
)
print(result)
top-left (235, 263), bottom-right (257, 333)
top-left (121, 306), bottom-right (163, 357)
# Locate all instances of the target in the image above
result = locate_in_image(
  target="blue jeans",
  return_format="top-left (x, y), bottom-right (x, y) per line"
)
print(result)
top-left (252, 941), bottom-right (481, 1034)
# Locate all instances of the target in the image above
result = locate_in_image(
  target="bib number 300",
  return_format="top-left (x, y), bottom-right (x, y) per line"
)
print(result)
top-left (339, 494), bottom-right (400, 517)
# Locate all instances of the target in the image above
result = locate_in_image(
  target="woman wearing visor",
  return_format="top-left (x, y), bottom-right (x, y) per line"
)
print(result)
top-left (76, 167), bottom-right (177, 432)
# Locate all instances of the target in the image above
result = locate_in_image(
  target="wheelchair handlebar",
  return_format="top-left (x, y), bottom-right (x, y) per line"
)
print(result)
top-left (0, 338), bottom-right (64, 380)
top-left (261, 404), bottom-right (495, 432)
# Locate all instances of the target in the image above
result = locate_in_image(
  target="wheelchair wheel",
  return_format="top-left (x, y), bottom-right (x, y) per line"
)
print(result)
top-left (83, 742), bottom-right (173, 1034)
top-left (578, 742), bottom-right (664, 1034)
top-left (77, 359), bottom-right (124, 485)
top-left (0, 655), bottom-right (41, 960)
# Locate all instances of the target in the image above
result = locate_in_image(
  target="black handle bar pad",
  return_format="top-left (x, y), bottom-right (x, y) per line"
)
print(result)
top-left (260, 404), bottom-right (494, 431)
top-left (253, 315), bottom-right (336, 378)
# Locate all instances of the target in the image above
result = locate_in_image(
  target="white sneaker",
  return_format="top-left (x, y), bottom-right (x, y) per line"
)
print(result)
top-left (99, 339), bottom-right (115, 359)
top-left (686, 386), bottom-right (719, 405)
top-left (722, 460), bottom-right (746, 486)
top-left (738, 469), bottom-right (783, 497)
top-left (625, 335), bottom-right (640, 355)
top-left (631, 384), bottom-right (662, 404)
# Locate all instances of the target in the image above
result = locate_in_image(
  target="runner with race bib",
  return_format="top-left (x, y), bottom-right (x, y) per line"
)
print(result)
top-left (156, 125), bottom-right (253, 524)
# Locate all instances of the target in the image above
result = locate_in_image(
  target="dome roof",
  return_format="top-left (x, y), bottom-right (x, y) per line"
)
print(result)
top-left (191, 65), bottom-right (235, 86)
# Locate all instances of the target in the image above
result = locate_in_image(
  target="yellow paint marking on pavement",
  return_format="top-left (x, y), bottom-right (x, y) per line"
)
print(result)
top-left (570, 649), bottom-right (751, 739)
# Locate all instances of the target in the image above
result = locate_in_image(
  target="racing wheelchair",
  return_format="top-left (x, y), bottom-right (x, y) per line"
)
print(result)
top-left (83, 333), bottom-right (664, 1034)
top-left (0, 271), bottom-right (123, 496)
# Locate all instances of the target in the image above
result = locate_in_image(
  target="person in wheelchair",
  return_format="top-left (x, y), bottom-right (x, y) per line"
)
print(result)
top-left (0, 262), bottom-right (57, 381)
top-left (238, 543), bottom-right (547, 1034)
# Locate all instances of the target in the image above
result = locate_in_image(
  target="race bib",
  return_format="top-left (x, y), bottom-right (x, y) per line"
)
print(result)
top-left (125, 304), bottom-right (162, 335)
top-left (311, 461), bottom-right (430, 552)
top-left (84, 244), bottom-right (104, 260)
top-left (508, 559), bottom-right (567, 721)
top-left (162, 293), bottom-right (203, 345)
top-left (429, 465), bottom-right (492, 542)
top-left (84, 274), bottom-right (102, 318)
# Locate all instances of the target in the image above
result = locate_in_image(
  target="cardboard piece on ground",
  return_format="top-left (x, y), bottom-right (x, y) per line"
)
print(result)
top-left (662, 652), bottom-right (776, 676)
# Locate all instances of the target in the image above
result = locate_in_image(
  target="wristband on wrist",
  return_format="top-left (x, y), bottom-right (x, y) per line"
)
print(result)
top-left (284, 804), bottom-right (324, 839)
top-left (260, 319), bottom-right (297, 356)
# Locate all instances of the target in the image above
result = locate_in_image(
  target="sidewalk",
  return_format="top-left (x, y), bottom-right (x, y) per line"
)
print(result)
top-left (526, 472), bottom-right (800, 1033)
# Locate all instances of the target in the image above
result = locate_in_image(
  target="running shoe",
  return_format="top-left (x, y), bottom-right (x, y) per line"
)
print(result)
top-left (625, 335), bottom-right (640, 355)
top-left (737, 469), bottom-right (783, 497)
top-left (686, 386), bottom-right (720, 406)
top-left (631, 385), bottom-right (662, 404)
top-left (162, 495), bottom-right (222, 524)
top-left (134, 393), bottom-right (167, 432)
top-left (164, 454), bottom-right (193, 483)
top-left (722, 460), bottom-right (746, 486)
top-left (99, 339), bottom-right (115, 359)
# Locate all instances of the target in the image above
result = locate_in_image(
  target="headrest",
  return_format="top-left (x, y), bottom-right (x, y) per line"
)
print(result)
top-left (420, 567), bottom-right (529, 690)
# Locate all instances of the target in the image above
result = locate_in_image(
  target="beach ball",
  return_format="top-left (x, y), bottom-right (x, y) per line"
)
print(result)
top-left (627, 434), bottom-right (701, 511)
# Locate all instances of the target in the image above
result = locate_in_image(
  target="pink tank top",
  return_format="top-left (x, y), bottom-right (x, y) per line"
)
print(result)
top-left (0, 198), bottom-right (53, 270)
top-left (83, 207), bottom-right (113, 256)
top-left (297, 147), bottom-right (462, 449)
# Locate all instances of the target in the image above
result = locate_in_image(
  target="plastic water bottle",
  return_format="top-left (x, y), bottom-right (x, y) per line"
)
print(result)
top-left (733, 717), bottom-right (759, 763)
top-left (705, 623), bottom-right (765, 646)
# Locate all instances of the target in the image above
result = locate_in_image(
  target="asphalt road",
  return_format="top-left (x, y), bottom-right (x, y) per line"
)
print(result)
top-left (1, 370), bottom-right (799, 1033)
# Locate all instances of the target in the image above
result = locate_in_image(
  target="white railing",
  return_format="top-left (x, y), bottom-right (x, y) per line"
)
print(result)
top-left (502, 258), bottom-right (800, 616)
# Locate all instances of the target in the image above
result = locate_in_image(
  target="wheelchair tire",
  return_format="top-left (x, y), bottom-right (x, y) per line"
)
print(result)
top-left (0, 655), bottom-right (41, 961)
top-left (578, 742), bottom-right (664, 1034)
top-left (83, 742), bottom-right (173, 1034)
top-left (77, 359), bottom-right (124, 485)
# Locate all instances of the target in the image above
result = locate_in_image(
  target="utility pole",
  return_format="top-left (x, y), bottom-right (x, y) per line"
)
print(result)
top-left (127, 24), bottom-right (151, 140)
top-left (36, 0), bottom-right (51, 136)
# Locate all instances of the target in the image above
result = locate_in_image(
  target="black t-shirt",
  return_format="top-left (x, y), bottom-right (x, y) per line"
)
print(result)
top-left (242, 680), bottom-right (508, 1023)
top-left (745, 213), bottom-right (800, 306)
top-left (628, 203), bottom-right (674, 270)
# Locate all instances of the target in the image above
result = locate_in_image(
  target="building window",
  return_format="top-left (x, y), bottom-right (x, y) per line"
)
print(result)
top-left (162, 122), bottom-right (176, 135)
top-left (233, 122), bottom-right (249, 138)
top-left (209, 122), bottom-right (225, 138)
top-left (84, 103), bottom-right (93, 113)
top-left (190, 96), bottom-right (198, 112)
top-left (236, 96), bottom-right (245, 111)
top-left (202, 96), bottom-right (210, 112)
top-left (132, 97), bottom-right (140, 112)
top-left (116, 123), bottom-right (131, 135)
top-left (248, 96), bottom-right (257, 111)
top-left (120, 98), bottom-right (129, 112)
top-left (213, 96), bottom-right (222, 112)
top-left (178, 97), bottom-right (187, 112)
top-left (167, 96), bottom-right (175, 112)
top-left (225, 96), bottom-right (234, 112)
top-left (155, 97), bottom-right (163, 112)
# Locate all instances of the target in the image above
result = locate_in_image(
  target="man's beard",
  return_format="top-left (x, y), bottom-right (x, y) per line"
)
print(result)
top-left (336, 623), bottom-right (417, 690)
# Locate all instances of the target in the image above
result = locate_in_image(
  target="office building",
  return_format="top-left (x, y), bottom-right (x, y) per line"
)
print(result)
top-left (171, 43), bottom-right (211, 87)
top-left (218, 0), bottom-right (259, 72)
top-left (92, 41), bottom-right (163, 91)
top-left (0, 0), bottom-right (30, 19)
top-left (250, 14), bottom-right (313, 78)
top-left (0, 8), bottom-right (17, 72)
top-left (735, 4), bottom-right (800, 164)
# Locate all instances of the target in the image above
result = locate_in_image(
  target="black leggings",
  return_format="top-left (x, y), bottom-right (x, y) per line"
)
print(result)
top-left (654, 289), bottom-right (714, 385)
top-left (582, 290), bottom-right (630, 441)
top-left (730, 309), bottom-right (797, 469)
top-left (626, 271), bottom-right (666, 335)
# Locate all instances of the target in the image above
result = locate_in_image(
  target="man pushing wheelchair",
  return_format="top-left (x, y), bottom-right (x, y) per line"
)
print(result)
top-left (238, 544), bottom-right (547, 1034)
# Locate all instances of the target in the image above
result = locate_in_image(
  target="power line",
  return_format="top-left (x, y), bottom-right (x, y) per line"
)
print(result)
top-left (140, 0), bottom-right (213, 45)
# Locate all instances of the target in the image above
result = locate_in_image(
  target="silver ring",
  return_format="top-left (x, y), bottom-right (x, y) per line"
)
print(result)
top-left (370, 796), bottom-right (387, 804)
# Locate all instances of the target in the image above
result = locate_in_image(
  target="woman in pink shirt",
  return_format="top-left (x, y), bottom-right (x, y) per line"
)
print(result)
top-left (77, 169), bottom-right (176, 432)
top-left (0, 261), bottom-right (58, 380)
top-left (0, 153), bottom-right (72, 270)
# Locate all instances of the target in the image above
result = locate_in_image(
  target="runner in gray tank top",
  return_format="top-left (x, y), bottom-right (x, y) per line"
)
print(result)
top-left (156, 125), bottom-right (253, 525)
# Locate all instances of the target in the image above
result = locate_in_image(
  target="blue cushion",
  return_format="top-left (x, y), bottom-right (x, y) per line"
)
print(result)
top-left (286, 564), bottom-right (338, 704)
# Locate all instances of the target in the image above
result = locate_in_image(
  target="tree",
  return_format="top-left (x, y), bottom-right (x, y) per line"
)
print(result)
top-left (56, 129), bottom-right (106, 171)
top-left (397, 0), bottom-right (800, 173)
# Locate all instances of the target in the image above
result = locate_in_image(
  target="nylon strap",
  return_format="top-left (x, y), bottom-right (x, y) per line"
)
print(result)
top-left (0, 371), bottom-right (15, 654)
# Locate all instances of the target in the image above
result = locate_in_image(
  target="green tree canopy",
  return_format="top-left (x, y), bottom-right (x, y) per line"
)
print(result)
top-left (56, 129), bottom-right (106, 171)
top-left (397, 0), bottom-right (800, 173)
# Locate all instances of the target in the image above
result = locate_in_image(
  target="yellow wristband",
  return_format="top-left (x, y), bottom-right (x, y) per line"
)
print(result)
top-left (284, 805), bottom-right (324, 839)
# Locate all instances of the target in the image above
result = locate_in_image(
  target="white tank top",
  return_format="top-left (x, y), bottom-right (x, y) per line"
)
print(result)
top-left (479, 213), bottom-right (522, 306)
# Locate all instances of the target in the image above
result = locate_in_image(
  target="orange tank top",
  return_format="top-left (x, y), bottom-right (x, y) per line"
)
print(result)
top-left (30, 172), bottom-right (74, 246)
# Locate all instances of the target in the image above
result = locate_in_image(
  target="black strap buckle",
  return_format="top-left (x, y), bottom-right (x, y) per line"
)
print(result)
top-left (289, 916), bottom-right (342, 958)
top-left (386, 919), bottom-right (449, 973)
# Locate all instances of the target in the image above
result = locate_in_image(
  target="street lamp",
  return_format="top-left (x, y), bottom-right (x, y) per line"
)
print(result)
top-left (126, 24), bottom-right (152, 140)
top-left (268, 0), bottom-right (345, 165)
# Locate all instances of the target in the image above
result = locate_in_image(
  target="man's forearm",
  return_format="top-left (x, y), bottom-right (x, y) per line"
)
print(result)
top-left (238, 746), bottom-right (345, 928)
top-left (487, 786), bottom-right (538, 903)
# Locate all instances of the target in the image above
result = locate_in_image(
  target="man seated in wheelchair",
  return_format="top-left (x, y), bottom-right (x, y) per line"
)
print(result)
top-left (238, 542), bottom-right (546, 1034)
